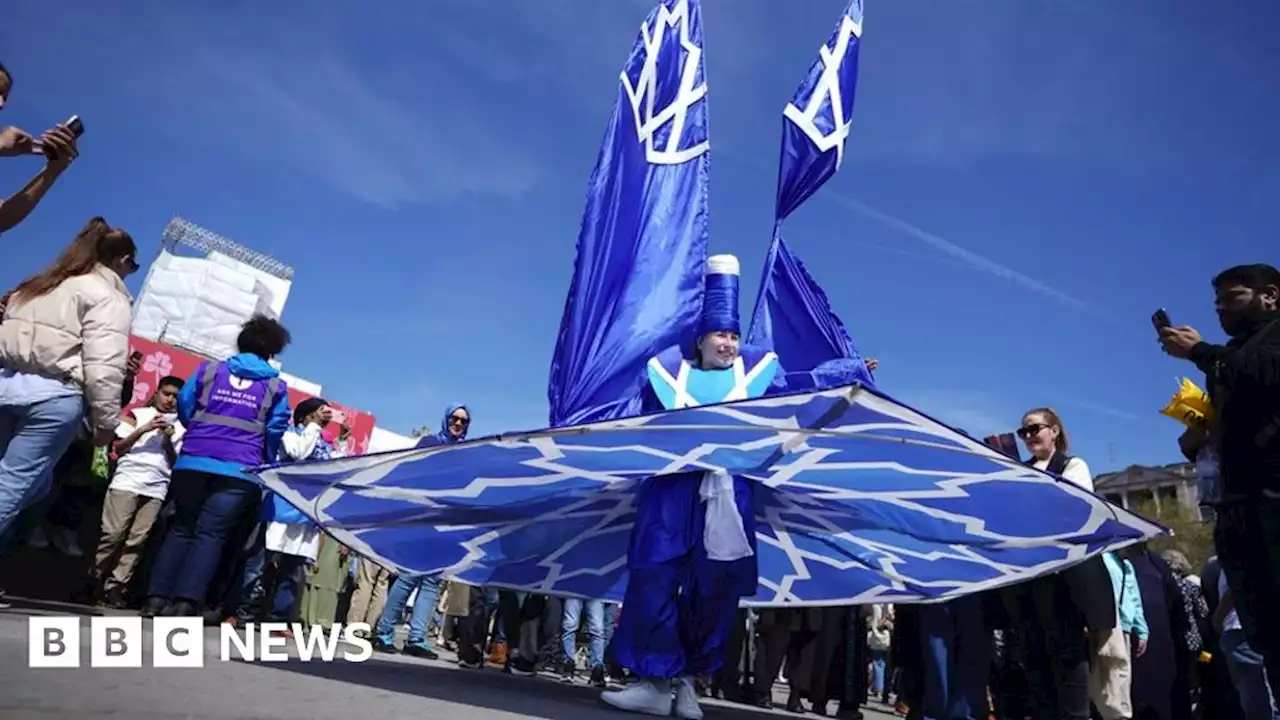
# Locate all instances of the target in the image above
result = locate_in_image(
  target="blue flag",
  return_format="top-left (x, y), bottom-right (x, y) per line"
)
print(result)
top-left (749, 0), bottom-right (871, 390)
top-left (747, 232), bottom-right (875, 390)
top-left (547, 0), bottom-right (711, 428)
top-left (776, 0), bottom-right (863, 221)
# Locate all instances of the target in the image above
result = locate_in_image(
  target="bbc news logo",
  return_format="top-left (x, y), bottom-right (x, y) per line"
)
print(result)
top-left (28, 616), bottom-right (373, 667)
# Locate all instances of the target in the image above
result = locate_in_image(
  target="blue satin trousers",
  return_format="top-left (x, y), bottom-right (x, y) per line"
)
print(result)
top-left (611, 472), bottom-right (757, 680)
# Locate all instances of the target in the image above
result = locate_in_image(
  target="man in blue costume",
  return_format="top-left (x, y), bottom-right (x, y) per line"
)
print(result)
top-left (603, 254), bottom-right (780, 720)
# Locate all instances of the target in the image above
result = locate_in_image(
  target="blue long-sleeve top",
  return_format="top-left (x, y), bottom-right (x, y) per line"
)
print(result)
top-left (1103, 552), bottom-right (1149, 640)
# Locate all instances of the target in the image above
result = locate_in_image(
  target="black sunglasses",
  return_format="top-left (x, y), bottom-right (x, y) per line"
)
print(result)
top-left (1016, 423), bottom-right (1049, 440)
top-left (126, 257), bottom-right (140, 273)
top-left (448, 415), bottom-right (470, 426)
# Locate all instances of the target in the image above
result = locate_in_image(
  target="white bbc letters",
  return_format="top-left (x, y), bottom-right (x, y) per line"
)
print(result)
top-left (152, 616), bottom-right (205, 668)
top-left (90, 616), bottom-right (143, 668)
top-left (29, 616), bottom-right (372, 667)
top-left (28, 616), bottom-right (81, 668)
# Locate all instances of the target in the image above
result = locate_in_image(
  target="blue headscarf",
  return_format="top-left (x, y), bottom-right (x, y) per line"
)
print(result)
top-left (416, 404), bottom-right (469, 448)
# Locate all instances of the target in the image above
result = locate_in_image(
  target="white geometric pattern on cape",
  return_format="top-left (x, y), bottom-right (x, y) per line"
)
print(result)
top-left (251, 384), bottom-right (1165, 606)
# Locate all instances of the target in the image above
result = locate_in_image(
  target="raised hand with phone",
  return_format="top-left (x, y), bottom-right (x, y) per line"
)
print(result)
top-left (1154, 307), bottom-right (1205, 359)
top-left (0, 109), bottom-right (83, 233)
top-left (36, 118), bottom-right (81, 171)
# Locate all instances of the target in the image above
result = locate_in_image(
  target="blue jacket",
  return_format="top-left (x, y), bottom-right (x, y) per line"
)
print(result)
top-left (1103, 552), bottom-right (1149, 640)
top-left (173, 352), bottom-right (292, 482)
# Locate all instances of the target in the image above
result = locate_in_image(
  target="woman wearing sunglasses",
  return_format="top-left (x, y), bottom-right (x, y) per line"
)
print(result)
top-left (1017, 408), bottom-right (1094, 491)
top-left (1011, 407), bottom-right (1126, 720)
top-left (0, 217), bottom-right (138, 547)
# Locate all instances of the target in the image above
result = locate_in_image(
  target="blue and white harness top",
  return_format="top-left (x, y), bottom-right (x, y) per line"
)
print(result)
top-left (645, 345), bottom-right (780, 410)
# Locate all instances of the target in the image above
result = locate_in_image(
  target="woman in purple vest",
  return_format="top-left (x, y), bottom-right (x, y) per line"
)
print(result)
top-left (140, 315), bottom-right (293, 617)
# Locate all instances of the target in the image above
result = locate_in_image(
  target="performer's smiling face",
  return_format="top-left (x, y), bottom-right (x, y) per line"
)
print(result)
top-left (697, 330), bottom-right (740, 369)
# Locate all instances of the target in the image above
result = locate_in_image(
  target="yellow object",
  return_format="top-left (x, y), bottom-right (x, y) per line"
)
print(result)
top-left (1160, 378), bottom-right (1214, 428)
top-left (1199, 650), bottom-right (1212, 663)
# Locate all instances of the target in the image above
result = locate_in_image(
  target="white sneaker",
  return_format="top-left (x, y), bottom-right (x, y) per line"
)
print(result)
top-left (600, 679), bottom-right (673, 716)
top-left (27, 526), bottom-right (49, 550)
top-left (673, 676), bottom-right (704, 720)
top-left (50, 527), bottom-right (83, 558)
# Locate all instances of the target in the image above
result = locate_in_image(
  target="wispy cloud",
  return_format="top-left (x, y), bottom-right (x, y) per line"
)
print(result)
top-left (180, 26), bottom-right (542, 208)
top-left (823, 192), bottom-right (1092, 311)
top-left (720, 141), bottom-right (1091, 312)
top-left (13, 1), bottom-right (543, 209)
top-left (1059, 400), bottom-right (1164, 426)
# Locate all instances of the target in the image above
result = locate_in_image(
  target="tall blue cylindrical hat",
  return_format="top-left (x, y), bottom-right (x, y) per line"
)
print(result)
top-left (698, 254), bottom-right (741, 337)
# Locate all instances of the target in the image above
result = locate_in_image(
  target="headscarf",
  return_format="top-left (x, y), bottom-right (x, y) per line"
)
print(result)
top-left (438, 403), bottom-right (469, 443)
top-left (416, 404), bottom-right (471, 449)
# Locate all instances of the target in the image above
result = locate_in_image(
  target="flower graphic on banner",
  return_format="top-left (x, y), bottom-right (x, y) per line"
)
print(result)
top-left (130, 381), bottom-right (151, 406)
top-left (142, 351), bottom-right (173, 381)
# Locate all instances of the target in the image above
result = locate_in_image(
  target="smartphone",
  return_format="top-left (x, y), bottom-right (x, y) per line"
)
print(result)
top-left (1152, 309), bottom-right (1172, 330)
top-left (32, 115), bottom-right (84, 157)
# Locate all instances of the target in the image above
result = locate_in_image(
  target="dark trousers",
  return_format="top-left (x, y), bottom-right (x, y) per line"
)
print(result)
top-left (455, 588), bottom-right (496, 666)
top-left (1026, 621), bottom-right (1090, 720)
top-left (261, 552), bottom-right (307, 622)
top-left (227, 525), bottom-right (305, 623)
top-left (919, 597), bottom-right (991, 720)
top-left (753, 612), bottom-right (814, 696)
top-left (835, 606), bottom-right (869, 712)
top-left (1215, 499), bottom-right (1280, 693)
top-left (457, 590), bottom-right (545, 665)
top-left (146, 470), bottom-right (258, 605)
top-left (894, 606), bottom-right (924, 717)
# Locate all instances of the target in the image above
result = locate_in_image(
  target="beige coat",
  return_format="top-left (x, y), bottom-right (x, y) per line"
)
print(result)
top-left (0, 264), bottom-right (132, 433)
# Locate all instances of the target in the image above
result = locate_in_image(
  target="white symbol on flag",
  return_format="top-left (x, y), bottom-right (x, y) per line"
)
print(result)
top-left (622, 0), bottom-right (710, 165)
top-left (783, 6), bottom-right (863, 169)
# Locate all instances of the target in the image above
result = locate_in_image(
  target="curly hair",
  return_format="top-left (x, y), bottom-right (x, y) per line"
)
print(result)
top-left (236, 315), bottom-right (291, 360)
top-left (1161, 549), bottom-right (1193, 578)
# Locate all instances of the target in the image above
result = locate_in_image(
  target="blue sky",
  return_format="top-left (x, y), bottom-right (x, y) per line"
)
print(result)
top-left (1, 0), bottom-right (1276, 472)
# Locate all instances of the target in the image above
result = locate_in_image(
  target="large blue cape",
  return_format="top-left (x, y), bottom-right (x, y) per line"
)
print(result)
top-left (250, 384), bottom-right (1164, 606)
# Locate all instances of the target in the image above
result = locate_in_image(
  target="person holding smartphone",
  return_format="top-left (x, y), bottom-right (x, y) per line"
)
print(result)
top-left (90, 376), bottom-right (186, 608)
top-left (0, 62), bottom-right (81, 234)
top-left (1157, 263), bottom-right (1280, 698)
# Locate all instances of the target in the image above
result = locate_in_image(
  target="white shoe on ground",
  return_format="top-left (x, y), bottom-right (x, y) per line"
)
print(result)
top-left (673, 676), bottom-right (704, 720)
top-left (600, 678), bottom-right (673, 716)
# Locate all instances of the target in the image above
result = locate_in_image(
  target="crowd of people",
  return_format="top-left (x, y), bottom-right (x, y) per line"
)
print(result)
top-left (2, 59), bottom-right (1280, 720)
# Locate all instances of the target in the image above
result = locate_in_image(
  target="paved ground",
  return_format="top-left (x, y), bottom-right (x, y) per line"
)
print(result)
top-left (1, 599), bottom-right (897, 720)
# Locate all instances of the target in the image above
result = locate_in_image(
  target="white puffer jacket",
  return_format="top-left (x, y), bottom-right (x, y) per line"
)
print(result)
top-left (0, 264), bottom-right (132, 433)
